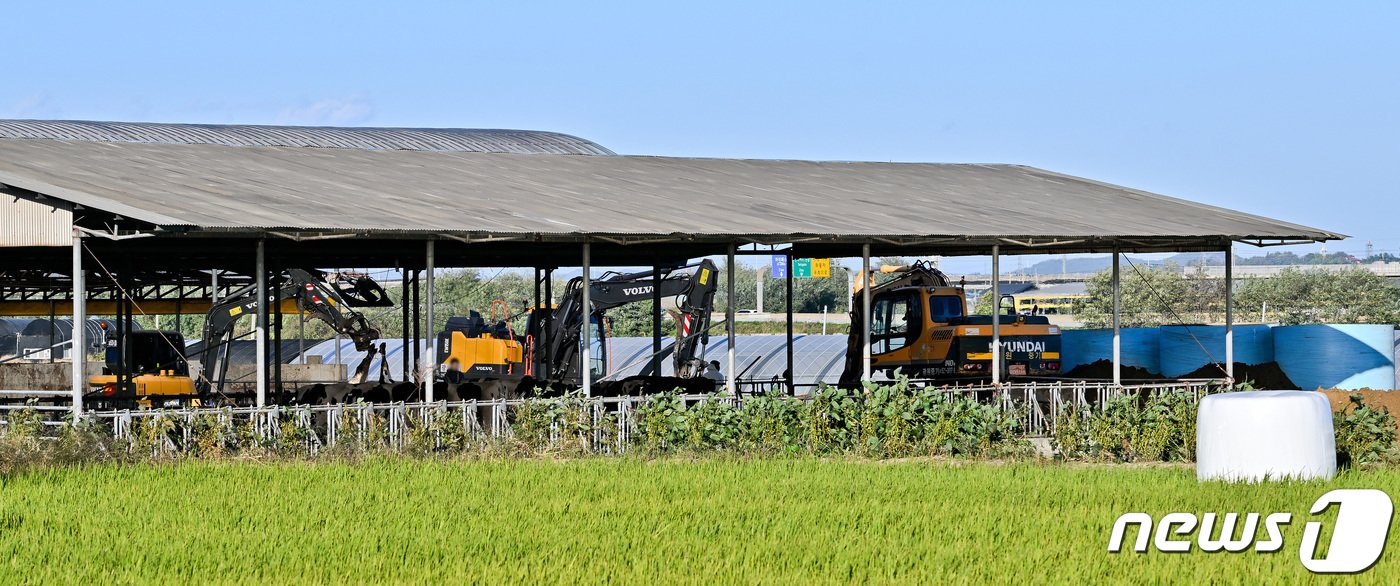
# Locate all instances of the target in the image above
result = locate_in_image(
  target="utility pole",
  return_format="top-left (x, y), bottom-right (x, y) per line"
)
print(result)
top-left (756, 264), bottom-right (764, 313)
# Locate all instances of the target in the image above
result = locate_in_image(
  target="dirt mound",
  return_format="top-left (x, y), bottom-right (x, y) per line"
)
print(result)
top-left (1063, 359), bottom-right (1159, 381)
top-left (1178, 362), bottom-right (1297, 390)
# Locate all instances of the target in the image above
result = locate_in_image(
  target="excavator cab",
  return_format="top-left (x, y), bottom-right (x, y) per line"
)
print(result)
top-left (842, 261), bottom-right (1062, 384)
top-left (88, 328), bottom-right (196, 402)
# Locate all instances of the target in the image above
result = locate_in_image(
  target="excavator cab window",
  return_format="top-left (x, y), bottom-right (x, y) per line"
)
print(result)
top-left (871, 293), bottom-right (921, 354)
top-left (107, 331), bottom-right (189, 376)
top-left (587, 313), bottom-right (607, 379)
top-left (928, 294), bottom-right (964, 323)
top-left (998, 294), bottom-right (1017, 316)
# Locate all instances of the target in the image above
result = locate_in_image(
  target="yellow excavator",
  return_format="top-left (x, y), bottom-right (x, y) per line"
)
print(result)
top-left (87, 269), bottom-right (389, 407)
top-left (85, 323), bottom-right (197, 401)
top-left (839, 261), bottom-right (1061, 385)
top-left (436, 260), bottom-right (720, 397)
top-left (435, 300), bottom-right (527, 381)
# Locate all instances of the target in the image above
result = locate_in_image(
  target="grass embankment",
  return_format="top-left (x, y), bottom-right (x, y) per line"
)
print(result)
top-left (2, 459), bottom-right (1397, 584)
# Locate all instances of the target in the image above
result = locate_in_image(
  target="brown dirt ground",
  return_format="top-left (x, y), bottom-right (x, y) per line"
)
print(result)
top-left (1321, 388), bottom-right (1400, 412)
top-left (1321, 388), bottom-right (1400, 436)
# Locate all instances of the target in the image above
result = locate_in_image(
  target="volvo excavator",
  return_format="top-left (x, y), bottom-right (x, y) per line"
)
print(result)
top-left (436, 259), bottom-right (720, 397)
top-left (87, 269), bottom-right (389, 407)
top-left (838, 261), bottom-right (1061, 386)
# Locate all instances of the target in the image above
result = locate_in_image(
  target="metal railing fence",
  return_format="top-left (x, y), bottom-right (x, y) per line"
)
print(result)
top-left (0, 380), bottom-right (1218, 456)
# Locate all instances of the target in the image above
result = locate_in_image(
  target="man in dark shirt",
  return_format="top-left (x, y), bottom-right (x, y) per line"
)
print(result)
top-left (443, 358), bottom-right (467, 385)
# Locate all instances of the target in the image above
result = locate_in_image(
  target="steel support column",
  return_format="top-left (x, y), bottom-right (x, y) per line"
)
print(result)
top-left (544, 268), bottom-right (553, 374)
top-left (412, 269), bottom-right (422, 392)
top-left (1112, 247), bottom-right (1121, 387)
top-left (785, 250), bottom-right (794, 394)
top-left (425, 240), bottom-right (436, 399)
top-left (1225, 241), bottom-right (1234, 381)
top-left (401, 268), bottom-right (410, 382)
top-left (274, 274), bottom-right (283, 395)
top-left (726, 244), bottom-right (736, 395)
top-left (581, 242), bottom-right (592, 398)
top-left (532, 267), bottom-right (541, 377)
top-left (255, 239), bottom-right (267, 407)
top-left (70, 228), bottom-right (84, 416)
top-left (991, 244), bottom-right (1001, 385)
top-left (651, 265), bottom-right (662, 375)
top-left (861, 243), bottom-right (872, 381)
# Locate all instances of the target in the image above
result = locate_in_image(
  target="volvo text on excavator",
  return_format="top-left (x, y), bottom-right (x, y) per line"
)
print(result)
top-left (436, 259), bottom-right (720, 397)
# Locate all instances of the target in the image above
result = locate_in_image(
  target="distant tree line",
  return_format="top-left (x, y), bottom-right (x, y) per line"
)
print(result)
top-left (1075, 264), bottom-right (1400, 328)
top-left (1188, 251), bottom-right (1400, 267)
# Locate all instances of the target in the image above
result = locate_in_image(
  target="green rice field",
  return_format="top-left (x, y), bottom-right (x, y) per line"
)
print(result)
top-left (1, 459), bottom-right (1397, 584)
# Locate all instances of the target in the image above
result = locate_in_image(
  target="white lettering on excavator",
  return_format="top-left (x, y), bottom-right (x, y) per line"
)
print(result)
top-left (623, 286), bottom-right (654, 296)
top-left (1005, 340), bottom-right (1046, 353)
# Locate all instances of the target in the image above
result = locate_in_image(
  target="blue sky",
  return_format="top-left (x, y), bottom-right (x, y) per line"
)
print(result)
top-left (4, 2), bottom-right (1396, 273)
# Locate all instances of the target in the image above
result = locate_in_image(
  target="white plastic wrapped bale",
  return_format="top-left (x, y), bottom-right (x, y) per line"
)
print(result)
top-left (1196, 391), bottom-right (1336, 482)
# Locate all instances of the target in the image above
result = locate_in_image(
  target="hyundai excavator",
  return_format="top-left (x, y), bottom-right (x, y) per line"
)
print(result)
top-left (87, 269), bottom-right (389, 407)
top-left (838, 261), bottom-right (1061, 386)
top-left (436, 259), bottom-right (720, 397)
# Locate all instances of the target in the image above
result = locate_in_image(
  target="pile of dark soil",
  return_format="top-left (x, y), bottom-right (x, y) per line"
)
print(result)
top-left (1063, 359), bottom-right (1159, 381)
top-left (1179, 361), bottom-right (1297, 390)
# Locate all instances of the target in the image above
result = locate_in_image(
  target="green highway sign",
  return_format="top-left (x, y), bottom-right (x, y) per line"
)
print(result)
top-left (793, 258), bottom-right (813, 278)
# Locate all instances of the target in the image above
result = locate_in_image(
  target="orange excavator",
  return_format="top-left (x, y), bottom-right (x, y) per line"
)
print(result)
top-left (839, 261), bottom-right (1061, 385)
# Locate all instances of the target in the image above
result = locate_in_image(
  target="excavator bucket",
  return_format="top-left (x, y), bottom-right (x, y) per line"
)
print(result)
top-left (324, 271), bottom-right (395, 307)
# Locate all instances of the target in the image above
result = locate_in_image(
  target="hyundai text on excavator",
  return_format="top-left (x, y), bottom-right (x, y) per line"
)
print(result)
top-left (87, 269), bottom-right (390, 407)
top-left (838, 261), bottom-right (1061, 385)
top-left (436, 259), bottom-right (720, 397)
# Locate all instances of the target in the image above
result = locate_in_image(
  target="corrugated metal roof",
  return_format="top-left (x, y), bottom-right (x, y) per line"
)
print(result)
top-left (0, 119), bottom-right (613, 155)
top-left (0, 135), bottom-right (1341, 248)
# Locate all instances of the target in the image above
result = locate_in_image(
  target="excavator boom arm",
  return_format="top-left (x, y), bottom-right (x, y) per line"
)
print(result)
top-left (537, 260), bottom-right (719, 383)
top-left (196, 268), bottom-right (384, 392)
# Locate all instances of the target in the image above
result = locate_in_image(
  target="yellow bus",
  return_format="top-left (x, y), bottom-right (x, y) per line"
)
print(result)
top-left (1014, 294), bottom-right (1087, 315)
